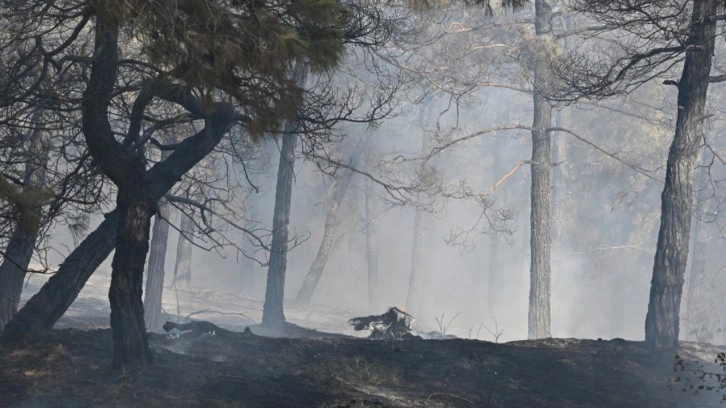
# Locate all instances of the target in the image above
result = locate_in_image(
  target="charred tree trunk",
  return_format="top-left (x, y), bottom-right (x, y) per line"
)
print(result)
top-left (2, 212), bottom-right (118, 340)
top-left (143, 197), bottom-right (171, 331)
top-left (2, 108), bottom-right (236, 343)
top-left (365, 177), bottom-right (379, 312)
top-left (644, 0), bottom-right (717, 349)
top-left (262, 59), bottom-right (307, 331)
top-left (528, 0), bottom-right (554, 340)
top-left (109, 188), bottom-right (154, 367)
top-left (172, 211), bottom-right (195, 289)
top-left (4, 12), bottom-right (238, 356)
top-left (295, 135), bottom-right (370, 306)
top-left (0, 120), bottom-right (49, 331)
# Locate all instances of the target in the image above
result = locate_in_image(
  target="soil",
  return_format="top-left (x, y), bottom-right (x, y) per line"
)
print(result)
top-left (1, 276), bottom-right (725, 407)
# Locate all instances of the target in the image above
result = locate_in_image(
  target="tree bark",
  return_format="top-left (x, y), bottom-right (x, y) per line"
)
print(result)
top-left (645, 0), bottom-right (717, 349)
top-left (262, 131), bottom-right (298, 331)
top-left (109, 188), bottom-right (154, 367)
top-left (2, 212), bottom-right (118, 340)
top-left (143, 197), bottom-right (171, 331)
top-left (262, 59), bottom-right (307, 331)
top-left (295, 134), bottom-right (370, 306)
top-left (365, 177), bottom-right (379, 312)
top-left (528, 0), bottom-right (554, 340)
top-left (172, 211), bottom-right (195, 289)
top-left (0, 119), bottom-right (49, 331)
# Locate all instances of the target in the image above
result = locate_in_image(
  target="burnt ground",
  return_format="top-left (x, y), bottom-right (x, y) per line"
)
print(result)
top-left (2, 324), bottom-right (726, 407)
top-left (2, 277), bottom-right (726, 407)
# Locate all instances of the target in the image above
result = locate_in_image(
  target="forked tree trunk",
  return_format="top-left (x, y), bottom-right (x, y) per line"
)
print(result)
top-left (645, 0), bottom-right (717, 349)
top-left (528, 0), bottom-right (554, 340)
top-left (262, 59), bottom-right (307, 331)
top-left (143, 197), bottom-right (171, 330)
top-left (0, 118), bottom-right (49, 331)
top-left (295, 134), bottom-right (370, 306)
top-left (365, 177), bottom-right (379, 312)
top-left (172, 211), bottom-right (195, 289)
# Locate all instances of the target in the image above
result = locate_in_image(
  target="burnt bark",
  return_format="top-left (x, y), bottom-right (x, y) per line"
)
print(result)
top-left (143, 197), bottom-right (171, 331)
top-left (109, 189), bottom-right (154, 367)
top-left (528, 0), bottom-right (554, 340)
top-left (0, 120), bottom-right (49, 331)
top-left (644, 0), bottom-right (717, 349)
top-left (295, 135), bottom-right (370, 306)
top-left (2, 212), bottom-right (118, 340)
top-left (172, 211), bottom-right (195, 289)
top-left (262, 59), bottom-right (307, 331)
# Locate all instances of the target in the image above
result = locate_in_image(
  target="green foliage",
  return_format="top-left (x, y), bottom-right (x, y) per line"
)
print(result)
top-left (107, 0), bottom-right (348, 134)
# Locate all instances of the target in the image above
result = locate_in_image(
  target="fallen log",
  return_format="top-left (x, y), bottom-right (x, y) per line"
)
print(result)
top-left (163, 320), bottom-right (253, 339)
top-left (348, 307), bottom-right (415, 339)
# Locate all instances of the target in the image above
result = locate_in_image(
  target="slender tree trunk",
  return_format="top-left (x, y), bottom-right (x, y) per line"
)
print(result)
top-left (528, 0), bottom-right (554, 340)
top-left (645, 0), bottom-right (717, 349)
top-left (365, 177), bottom-right (379, 312)
top-left (406, 208), bottom-right (424, 314)
top-left (295, 134), bottom-right (370, 306)
top-left (172, 211), bottom-right (194, 289)
top-left (262, 59), bottom-right (307, 331)
top-left (143, 197), bottom-right (171, 331)
top-left (0, 121), bottom-right (48, 331)
top-left (262, 131), bottom-right (298, 331)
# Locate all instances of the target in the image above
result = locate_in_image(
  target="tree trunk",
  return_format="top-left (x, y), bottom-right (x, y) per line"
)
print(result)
top-left (528, 0), bottom-right (554, 340)
top-left (295, 135), bottom-right (370, 306)
top-left (0, 120), bottom-right (49, 331)
top-left (3, 94), bottom-right (237, 343)
top-left (1, 212), bottom-right (118, 340)
top-left (644, 0), bottom-right (717, 349)
top-left (262, 131), bottom-right (298, 331)
top-left (109, 188), bottom-right (154, 368)
top-left (365, 177), bottom-right (379, 312)
top-left (143, 197), bottom-right (171, 331)
top-left (172, 211), bottom-right (194, 289)
top-left (262, 59), bottom-right (307, 331)
top-left (406, 207), bottom-right (424, 314)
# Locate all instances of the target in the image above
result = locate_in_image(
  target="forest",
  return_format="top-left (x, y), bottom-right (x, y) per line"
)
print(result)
top-left (2, 0), bottom-right (726, 407)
